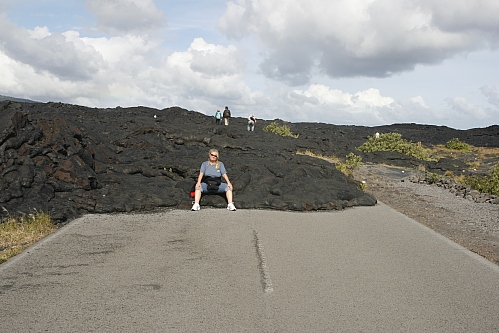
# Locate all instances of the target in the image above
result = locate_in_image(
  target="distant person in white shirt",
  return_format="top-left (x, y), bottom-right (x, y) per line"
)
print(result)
top-left (248, 114), bottom-right (256, 131)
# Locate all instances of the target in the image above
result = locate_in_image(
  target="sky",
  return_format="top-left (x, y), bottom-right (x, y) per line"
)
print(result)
top-left (0, 0), bottom-right (498, 129)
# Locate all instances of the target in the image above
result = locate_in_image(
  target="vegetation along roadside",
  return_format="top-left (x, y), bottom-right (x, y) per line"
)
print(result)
top-left (0, 211), bottom-right (56, 264)
top-left (300, 133), bottom-right (499, 196)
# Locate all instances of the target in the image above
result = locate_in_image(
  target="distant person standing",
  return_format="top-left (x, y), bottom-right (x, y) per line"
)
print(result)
top-left (223, 106), bottom-right (231, 126)
top-left (215, 109), bottom-right (222, 125)
top-left (247, 114), bottom-right (256, 131)
top-left (375, 131), bottom-right (380, 139)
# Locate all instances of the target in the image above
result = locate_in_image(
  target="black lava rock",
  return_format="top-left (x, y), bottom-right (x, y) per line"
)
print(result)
top-left (1, 101), bottom-right (497, 222)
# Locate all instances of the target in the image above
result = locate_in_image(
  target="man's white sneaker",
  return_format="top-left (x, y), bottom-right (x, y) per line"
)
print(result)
top-left (227, 202), bottom-right (236, 211)
top-left (191, 203), bottom-right (200, 211)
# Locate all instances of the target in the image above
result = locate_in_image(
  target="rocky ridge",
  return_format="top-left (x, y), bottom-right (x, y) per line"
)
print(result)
top-left (1, 100), bottom-right (498, 223)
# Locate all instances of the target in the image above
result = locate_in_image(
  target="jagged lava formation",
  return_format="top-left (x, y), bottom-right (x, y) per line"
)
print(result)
top-left (1, 101), bottom-right (497, 222)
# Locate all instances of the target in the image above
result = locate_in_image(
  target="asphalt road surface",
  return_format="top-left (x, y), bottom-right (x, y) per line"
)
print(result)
top-left (1, 203), bottom-right (499, 332)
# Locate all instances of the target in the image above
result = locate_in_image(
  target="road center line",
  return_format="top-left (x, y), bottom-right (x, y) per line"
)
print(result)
top-left (253, 230), bottom-right (274, 293)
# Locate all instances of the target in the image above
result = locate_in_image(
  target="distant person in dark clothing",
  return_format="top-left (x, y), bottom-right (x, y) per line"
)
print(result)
top-left (247, 114), bottom-right (256, 131)
top-left (223, 106), bottom-right (231, 126)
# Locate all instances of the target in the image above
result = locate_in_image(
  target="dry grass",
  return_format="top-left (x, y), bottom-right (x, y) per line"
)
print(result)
top-left (428, 144), bottom-right (499, 172)
top-left (296, 150), bottom-right (363, 178)
top-left (475, 146), bottom-right (499, 159)
top-left (429, 144), bottom-right (499, 159)
top-left (297, 149), bottom-right (342, 164)
top-left (0, 212), bottom-right (56, 264)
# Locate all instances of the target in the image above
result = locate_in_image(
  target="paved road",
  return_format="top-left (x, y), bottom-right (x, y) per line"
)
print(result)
top-left (1, 203), bottom-right (499, 332)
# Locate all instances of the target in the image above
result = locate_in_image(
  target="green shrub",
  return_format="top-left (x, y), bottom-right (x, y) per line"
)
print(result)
top-left (264, 121), bottom-right (299, 138)
top-left (336, 153), bottom-right (363, 177)
top-left (463, 164), bottom-right (499, 195)
top-left (445, 138), bottom-right (470, 151)
top-left (345, 152), bottom-right (363, 169)
top-left (357, 132), bottom-right (437, 161)
top-left (359, 182), bottom-right (366, 191)
top-left (425, 171), bottom-right (441, 184)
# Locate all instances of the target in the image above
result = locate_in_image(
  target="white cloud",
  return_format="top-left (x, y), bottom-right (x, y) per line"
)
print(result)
top-left (188, 38), bottom-right (245, 77)
top-left (408, 96), bottom-right (429, 109)
top-left (1, 1), bottom-right (498, 130)
top-left (0, 14), bottom-right (104, 80)
top-left (290, 85), bottom-right (395, 110)
top-left (219, 0), bottom-right (499, 84)
top-left (446, 96), bottom-right (488, 119)
top-left (85, 0), bottom-right (166, 34)
top-left (28, 26), bottom-right (51, 39)
top-left (480, 85), bottom-right (499, 107)
top-left (77, 33), bottom-right (161, 71)
top-left (1, 12), bottom-right (249, 109)
top-left (353, 88), bottom-right (396, 108)
top-left (427, 0), bottom-right (499, 40)
top-left (0, 51), bottom-right (109, 102)
top-left (279, 85), bottom-right (398, 125)
top-left (148, 38), bottom-right (254, 109)
top-left (291, 84), bottom-right (352, 106)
